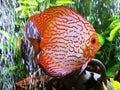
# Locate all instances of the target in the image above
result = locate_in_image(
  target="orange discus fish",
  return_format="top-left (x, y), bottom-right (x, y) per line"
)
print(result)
top-left (26, 6), bottom-right (100, 77)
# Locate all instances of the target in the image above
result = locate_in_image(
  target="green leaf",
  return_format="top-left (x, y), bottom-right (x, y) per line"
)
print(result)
top-left (110, 78), bottom-right (120, 90)
top-left (109, 19), bottom-right (120, 29)
top-left (103, 82), bottom-right (108, 90)
top-left (37, 0), bottom-right (44, 3)
top-left (107, 64), bottom-right (120, 77)
top-left (115, 52), bottom-right (120, 58)
top-left (106, 25), bottom-right (120, 42)
top-left (56, 0), bottom-right (75, 5)
top-left (97, 33), bottom-right (105, 46)
top-left (96, 51), bottom-right (102, 55)
top-left (16, 6), bottom-right (36, 12)
top-left (7, 66), bottom-right (18, 72)
top-left (109, 15), bottom-right (120, 21)
top-left (19, 1), bottom-right (38, 6)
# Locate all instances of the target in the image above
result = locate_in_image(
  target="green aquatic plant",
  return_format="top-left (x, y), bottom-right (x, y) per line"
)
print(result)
top-left (106, 25), bottom-right (120, 42)
top-left (97, 33), bottom-right (105, 47)
top-left (16, 0), bottom-right (44, 17)
top-left (106, 64), bottom-right (120, 77)
top-left (48, 0), bottom-right (74, 7)
top-left (110, 78), bottom-right (120, 90)
top-left (16, 0), bottom-right (74, 18)
top-left (0, 29), bottom-right (27, 82)
top-left (115, 52), bottom-right (120, 59)
top-left (96, 14), bottom-right (120, 76)
top-left (106, 15), bottom-right (120, 42)
top-left (103, 82), bottom-right (108, 90)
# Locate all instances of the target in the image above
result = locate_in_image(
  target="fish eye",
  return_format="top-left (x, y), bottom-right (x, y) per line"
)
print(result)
top-left (91, 38), bottom-right (96, 44)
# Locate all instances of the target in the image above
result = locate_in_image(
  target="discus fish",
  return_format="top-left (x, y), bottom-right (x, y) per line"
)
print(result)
top-left (26, 6), bottom-right (100, 77)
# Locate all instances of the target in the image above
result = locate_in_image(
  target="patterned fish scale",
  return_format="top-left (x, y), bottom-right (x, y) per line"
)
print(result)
top-left (28, 6), bottom-right (100, 77)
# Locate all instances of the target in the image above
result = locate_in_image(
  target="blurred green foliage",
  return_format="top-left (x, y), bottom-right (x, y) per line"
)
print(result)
top-left (0, 29), bottom-right (27, 82)
top-left (97, 33), bottom-right (105, 47)
top-left (107, 64), bottom-right (120, 77)
top-left (110, 78), bottom-right (120, 90)
top-left (106, 15), bottom-right (120, 42)
top-left (97, 15), bottom-right (120, 72)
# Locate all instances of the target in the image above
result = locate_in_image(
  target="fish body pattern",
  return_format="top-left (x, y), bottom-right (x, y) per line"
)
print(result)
top-left (27, 6), bottom-right (100, 77)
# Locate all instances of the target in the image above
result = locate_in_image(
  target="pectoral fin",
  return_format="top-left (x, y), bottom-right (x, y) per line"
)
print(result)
top-left (28, 38), bottom-right (41, 59)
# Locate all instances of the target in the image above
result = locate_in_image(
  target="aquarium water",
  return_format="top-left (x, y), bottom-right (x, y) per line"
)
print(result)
top-left (0, 0), bottom-right (120, 90)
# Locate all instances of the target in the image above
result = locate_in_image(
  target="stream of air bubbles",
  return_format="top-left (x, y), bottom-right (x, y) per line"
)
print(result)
top-left (0, 0), bottom-right (17, 89)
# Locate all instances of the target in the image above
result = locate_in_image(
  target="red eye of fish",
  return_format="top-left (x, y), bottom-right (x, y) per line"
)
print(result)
top-left (91, 38), bottom-right (96, 44)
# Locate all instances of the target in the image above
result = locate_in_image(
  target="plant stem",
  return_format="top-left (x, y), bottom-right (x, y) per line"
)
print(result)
top-left (105, 42), bottom-right (112, 65)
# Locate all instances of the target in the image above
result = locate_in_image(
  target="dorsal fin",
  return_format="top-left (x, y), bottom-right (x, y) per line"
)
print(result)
top-left (28, 38), bottom-right (41, 59)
